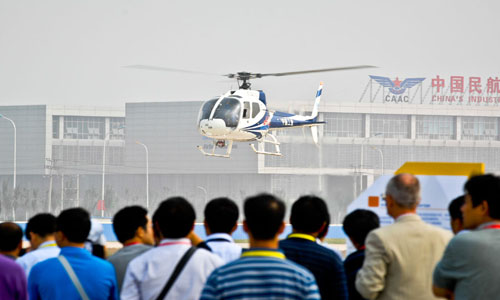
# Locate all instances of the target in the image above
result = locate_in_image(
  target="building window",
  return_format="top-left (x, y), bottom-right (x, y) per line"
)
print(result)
top-left (63, 116), bottom-right (105, 140)
top-left (462, 117), bottom-right (498, 141)
top-left (370, 114), bottom-right (410, 139)
top-left (110, 118), bottom-right (125, 140)
top-left (52, 116), bottom-right (59, 139)
top-left (323, 113), bottom-right (364, 137)
top-left (416, 116), bottom-right (455, 140)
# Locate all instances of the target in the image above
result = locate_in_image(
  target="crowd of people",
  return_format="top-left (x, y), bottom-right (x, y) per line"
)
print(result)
top-left (0, 173), bottom-right (499, 300)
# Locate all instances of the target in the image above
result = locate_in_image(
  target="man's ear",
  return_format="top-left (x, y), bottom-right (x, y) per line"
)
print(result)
top-left (29, 231), bottom-right (36, 242)
top-left (243, 220), bottom-right (249, 233)
top-left (277, 221), bottom-right (285, 235)
top-left (481, 200), bottom-right (490, 216)
top-left (203, 220), bottom-right (211, 235)
top-left (317, 222), bottom-right (327, 235)
top-left (136, 225), bottom-right (145, 239)
top-left (230, 223), bottom-right (238, 234)
top-left (386, 195), bottom-right (394, 207)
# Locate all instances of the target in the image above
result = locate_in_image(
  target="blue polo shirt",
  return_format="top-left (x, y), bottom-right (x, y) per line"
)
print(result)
top-left (28, 246), bottom-right (118, 300)
top-left (200, 248), bottom-right (320, 300)
top-left (279, 233), bottom-right (348, 300)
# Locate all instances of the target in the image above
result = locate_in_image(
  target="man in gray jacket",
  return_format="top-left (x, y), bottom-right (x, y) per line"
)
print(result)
top-left (356, 173), bottom-right (452, 300)
top-left (108, 206), bottom-right (154, 291)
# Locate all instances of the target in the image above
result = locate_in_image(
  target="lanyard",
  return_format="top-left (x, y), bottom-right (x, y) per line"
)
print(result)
top-left (123, 242), bottom-right (141, 247)
top-left (158, 241), bottom-right (191, 247)
top-left (482, 224), bottom-right (500, 230)
top-left (241, 250), bottom-right (286, 259)
top-left (40, 243), bottom-right (57, 249)
top-left (288, 233), bottom-right (316, 242)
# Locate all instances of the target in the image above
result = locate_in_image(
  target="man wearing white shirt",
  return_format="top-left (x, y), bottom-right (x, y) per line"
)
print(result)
top-left (121, 197), bottom-right (224, 300)
top-left (199, 197), bottom-right (242, 263)
top-left (17, 213), bottom-right (60, 277)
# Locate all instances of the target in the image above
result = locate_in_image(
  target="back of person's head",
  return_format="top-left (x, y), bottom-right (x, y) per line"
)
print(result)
top-left (113, 206), bottom-right (148, 244)
top-left (448, 195), bottom-right (465, 221)
top-left (25, 213), bottom-right (57, 240)
top-left (204, 197), bottom-right (239, 234)
top-left (343, 209), bottom-right (380, 246)
top-left (464, 174), bottom-right (500, 219)
top-left (0, 222), bottom-right (23, 252)
top-left (57, 208), bottom-right (91, 243)
top-left (153, 197), bottom-right (195, 239)
top-left (244, 193), bottom-right (285, 240)
top-left (386, 173), bottom-right (421, 208)
top-left (290, 195), bottom-right (329, 233)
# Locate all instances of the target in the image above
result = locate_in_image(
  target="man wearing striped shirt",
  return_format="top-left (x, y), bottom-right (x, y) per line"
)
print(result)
top-left (280, 195), bottom-right (348, 300)
top-left (200, 194), bottom-right (321, 300)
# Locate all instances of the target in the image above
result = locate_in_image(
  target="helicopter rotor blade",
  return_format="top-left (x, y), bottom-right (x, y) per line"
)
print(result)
top-left (123, 65), bottom-right (219, 76)
top-left (257, 65), bottom-right (376, 77)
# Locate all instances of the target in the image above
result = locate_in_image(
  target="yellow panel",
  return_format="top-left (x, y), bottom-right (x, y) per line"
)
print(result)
top-left (395, 162), bottom-right (484, 177)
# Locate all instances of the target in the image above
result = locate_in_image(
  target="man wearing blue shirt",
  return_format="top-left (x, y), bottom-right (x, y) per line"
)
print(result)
top-left (280, 195), bottom-right (348, 300)
top-left (17, 213), bottom-right (60, 277)
top-left (201, 194), bottom-right (321, 300)
top-left (28, 208), bottom-right (118, 300)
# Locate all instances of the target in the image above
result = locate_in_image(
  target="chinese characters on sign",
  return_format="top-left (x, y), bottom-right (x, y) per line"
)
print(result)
top-left (431, 75), bottom-right (500, 103)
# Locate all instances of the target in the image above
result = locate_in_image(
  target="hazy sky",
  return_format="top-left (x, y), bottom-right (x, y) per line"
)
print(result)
top-left (1, 0), bottom-right (499, 107)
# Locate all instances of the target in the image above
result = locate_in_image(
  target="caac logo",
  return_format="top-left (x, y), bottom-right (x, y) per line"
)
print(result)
top-left (370, 75), bottom-right (425, 95)
top-left (370, 75), bottom-right (425, 103)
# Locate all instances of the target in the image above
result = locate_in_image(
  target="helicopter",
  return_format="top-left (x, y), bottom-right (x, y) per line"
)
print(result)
top-left (125, 65), bottom-right (374, 158)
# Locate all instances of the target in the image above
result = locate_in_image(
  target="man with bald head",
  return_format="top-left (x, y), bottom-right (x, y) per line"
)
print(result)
top-left (356, 173), bottom-right (453, 300)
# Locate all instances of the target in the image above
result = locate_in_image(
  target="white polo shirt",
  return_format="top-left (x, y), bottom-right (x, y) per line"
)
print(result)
top-left (17, 241), bottom-right (60, 277)
top-left (205, 233), bottom-right (242, 264)
top-left (121, 238), bottom-right (224, 300)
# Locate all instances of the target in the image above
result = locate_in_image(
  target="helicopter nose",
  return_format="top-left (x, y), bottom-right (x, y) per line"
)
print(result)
top-left (199, 119), bottom-right (231, 136)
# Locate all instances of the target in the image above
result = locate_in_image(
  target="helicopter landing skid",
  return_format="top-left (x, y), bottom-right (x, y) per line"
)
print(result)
top-left (250, 133), bottom-right (282, 156)
top-left (197, 140), bottom-right (233, 158)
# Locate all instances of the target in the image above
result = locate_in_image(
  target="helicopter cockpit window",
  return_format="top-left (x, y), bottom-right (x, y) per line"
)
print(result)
top-left (243, 102), bottom-right (250, 119)
top-left (199, 99), bottom-right (218, 123)
top-left (213, 97), bottom-right (241, 128)
top-left (252, 103), bottom-right (260, 118)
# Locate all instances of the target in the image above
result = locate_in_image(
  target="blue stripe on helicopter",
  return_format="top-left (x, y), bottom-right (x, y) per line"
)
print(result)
top-left (243, 130), bottom-right (263, 139)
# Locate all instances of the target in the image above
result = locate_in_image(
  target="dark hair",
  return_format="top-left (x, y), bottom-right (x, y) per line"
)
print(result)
top-left (113, 206), bottom-right (148, 244)
top-left (153, 197), bottom-right (195, 238)
top-left (57, 208), bottom-right (91, 243)
top-left (0, 222), bottom-right (23, 252)
top-left (25, 213), bottom-right (57, 240)
top-left (205, 198), bottom-right (239, 234)
top-left (244, 194), bottom-right (285, 240)
top-left (290, 195), bottom-right (330, 233)
top-left (448, 196), bottom-right (465, 221)
top-left (343, 209), bottom-right (380, 246)
top-left (464, 174), bottom-right (500, 219)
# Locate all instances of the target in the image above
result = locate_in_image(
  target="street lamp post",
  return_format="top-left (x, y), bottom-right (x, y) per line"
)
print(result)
top-left (101, 133), bottom-right (108, 217)
top-left (136, 141), bottom-right (149, 210)
top-left (0, 114), bottom-right (16, 189)
top-left (370, 146), bottom-right (384, 175)
top-left (197, 186), bottom-right (208, 206)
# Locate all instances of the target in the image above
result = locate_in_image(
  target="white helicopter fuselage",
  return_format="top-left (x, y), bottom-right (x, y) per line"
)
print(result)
top-left (198, 89), bottom-right (270, 142)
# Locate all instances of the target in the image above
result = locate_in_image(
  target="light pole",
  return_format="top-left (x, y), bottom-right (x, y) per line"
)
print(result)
top-left (101, 132), bottom-right (108, 217)
top-left (370, 146), bottom-right (384, 175)
top-left (136, 141), bottom-right (149, 210)
top-left (197, 186), bottom-right (208, 206)
top-left (0, 114), bottom-right (16, 189)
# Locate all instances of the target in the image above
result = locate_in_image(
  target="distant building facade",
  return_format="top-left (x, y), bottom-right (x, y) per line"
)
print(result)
top-left (0, 101), bottom-right (499, 222)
